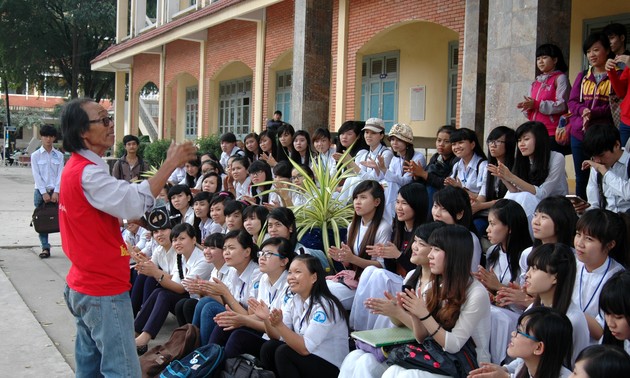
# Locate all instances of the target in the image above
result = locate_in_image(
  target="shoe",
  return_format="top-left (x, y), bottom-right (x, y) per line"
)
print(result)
top-left (39, 248), bottom-right (50, 258)
top-left (137, 344), bottom-right (148, 356)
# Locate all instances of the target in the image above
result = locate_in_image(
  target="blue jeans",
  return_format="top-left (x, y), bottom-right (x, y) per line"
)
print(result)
top-left (620, 121), bottom-right (630, 149)
top-left (33, 189), bottom-right (51, 249)
top-left (570, 135), bottom-right (588, 199)
top-left (192, 296), bottom-right (226, 345)
top-left (64, 285), bottom-right (141, 378)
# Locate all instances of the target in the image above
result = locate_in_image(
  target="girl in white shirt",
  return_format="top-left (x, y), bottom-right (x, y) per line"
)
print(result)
top-left (329, 180), bottom-right (392, 309)
top-left (599, 271), bottom-right (630, 357)
top-left (254, 254), bottom-right (349, 378)
top-left (134, 223), bottom-right (212, 353)
top-left (312, 127), bottom-right (336, 174)
top-left (521, 243), bottom-right (589, 365)
top-left (489, 121), bottom-right (568, 201)
top-left (474, 199), bottom-right (533, 363)
top-left (242, 205), bottom-right (270, 245)
top-left (573, 209), bottom-right (627, 343)
top-left (168, 184), bottom-right (196, 226)
top-left (445, 127), bottom-right (488, 197)
top-left (209, 237), bottom-right (294, 359)
top-left (229, 156), bottom-right (252, 200)
top-left (291, 130), bottom-right (313, 166)
top-left (382, 224), bottom-right (491, 377)
top-left (469, 306), bottom-right (574, 378)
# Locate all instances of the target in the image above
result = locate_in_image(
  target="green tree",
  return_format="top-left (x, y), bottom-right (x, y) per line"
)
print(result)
top-left (0, 0), bottom-right (116, 101)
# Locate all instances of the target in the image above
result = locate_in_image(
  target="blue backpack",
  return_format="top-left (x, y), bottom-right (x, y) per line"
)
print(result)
top-left (160, 344), bottom-right (224, 378)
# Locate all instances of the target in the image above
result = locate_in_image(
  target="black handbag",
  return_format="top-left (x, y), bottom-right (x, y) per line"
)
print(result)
top-left (387, 337), bottom-right (478, 378)
top-left (31, 202), bottom-right (60, 234)
top-left (219, 354), bottom-right (275, 378)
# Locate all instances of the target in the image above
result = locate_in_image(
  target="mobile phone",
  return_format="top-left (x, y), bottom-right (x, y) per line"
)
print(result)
top-left (566, 195), bottom-right (587, 206)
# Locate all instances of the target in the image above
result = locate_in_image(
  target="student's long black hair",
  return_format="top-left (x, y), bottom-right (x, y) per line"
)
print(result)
top-left (432, 186), bottom-right (475, 234)
top-left (533, 196), bottom-right (577, 247)
top-left (576, 209), bottom-right (629, 268)
top-left (513, 121), bottom-right (551, 186)
top-left (335, 120), bottom-right (367, 157)
top-left (514, 307), bottom-right (573, 378)
top-left (485, 126), bottom-right (516, 200)
top-left (170, 223), bottom-right (197, 281)
top-left (248, 160), bottom-right (272, 204)
top-left (487, 199), bottom-right (532, 282)
top-left (527, 243), bottom-right (576, 314)
top-left (290, 130), bottom-right (313, 167)
top-left (293, 254), bottom-right (348, 324)
top-left (574, 345), bottom-right (630, 378)
top-left (390, 183), bottom-right (428, 266)
top-left (403, 221), bottom-right (446, 290)
top-left (600, 271), bottom-right (630, 346)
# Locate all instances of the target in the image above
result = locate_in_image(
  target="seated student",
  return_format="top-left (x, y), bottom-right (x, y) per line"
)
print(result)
top-left (291, 130), bottom-right (313, 166)
top-left (276, 123), bottom-right (296, 162)
top-left (168, 164), bottom-right (186, 186)
top-left (179, 157), bottom-right (201, 190)
top-left (130, 217), bottom-right (176, 317)
top-left (254, 255), bottom-right (349, 378)
top-left (329, 181), bottom-right (392, 310)
top-left (267, 160), bottom-right (293, 208)
top-left (599, 270), bottom-right (630, 356)
top-left (134, 223), bottom-right (212, 354)
top-left (226, 156), bottom-right (251, 200)
top-left (573, 210), bottom-right (627, 344)
top-left (339, 222), bottom-right (446, 378)
top-left (468, 307), bottom-right (574, 378)
top-left (192, 230), bottom-right (262, 345)
top-left (243, 132), bottom-right (262, 163)
top-left (350, 182), bottom-right (429, 331)
top-left (405, 125), bottom-right (458, 212)
top-left (208, 237), bottom-right (295, 359)
top-left (312, 127), bottom-right (337, 173)
top-left (444, 127), bottom-right (488, 199)
top-left (174, 232), bottom-right (231, 326)
top-left (575, 123), bottom-right (630, 213)
top-left (277, 164), bottom-right (314, 208)
top-left (193, 192), bottom-right (222, 240)
top-left (259, 130), bottom-right (279, 167)
top-left (382, 225), bottom-right (491, 377)
top-left (243, 205), bottom-right (269, 244)
top-left (244, 160), bottom-right (272, 205)
top-left (200, 172), bottom-right (222, 194)
top-left (473, 199), bottom-right (532, 363)
top-left (431, 186), bottom-right (483, 271)
top-left (168, 185), bottom-right (195, 226)
top-left (219, 132), bottom-right (245, 170)
top-left (224, 200), bottom-right (246, 233)
top-left (573, 344), bottom-right (630, 378)
top-left (209, 192), bottom-right (234, 233)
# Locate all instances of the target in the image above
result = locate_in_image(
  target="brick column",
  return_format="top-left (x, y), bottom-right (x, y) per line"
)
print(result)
top-left (482, 0), bottom-right (571, 139)
top-left (291, 0), bottom-right (333, 134)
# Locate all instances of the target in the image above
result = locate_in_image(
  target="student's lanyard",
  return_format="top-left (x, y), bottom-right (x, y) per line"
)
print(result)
top-left (461, 159), bottom-right (473, 184)
top-left (238, 281), bottom-right (246, 302)
top-left (579, 258), bottom-right (611, 312)
top-left (298, 306), bottom-right (309, 334)
top-left (499, 261), bottom-right (510, 284)
top-left (365, 145), bottom-right (384, 165)
top-left (268, 287), bottom-right (278, 306)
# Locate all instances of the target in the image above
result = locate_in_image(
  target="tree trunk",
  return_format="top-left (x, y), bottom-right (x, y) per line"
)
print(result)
top-left (71, 31), bottom-right (79, 98)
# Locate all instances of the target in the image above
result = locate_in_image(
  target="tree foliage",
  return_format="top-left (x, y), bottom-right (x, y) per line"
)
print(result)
top-left (0, 0), bottom-right (117, 101)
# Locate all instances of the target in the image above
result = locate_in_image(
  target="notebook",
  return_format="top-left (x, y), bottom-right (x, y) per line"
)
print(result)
top-left (350, 327), bottom-right (415, 347)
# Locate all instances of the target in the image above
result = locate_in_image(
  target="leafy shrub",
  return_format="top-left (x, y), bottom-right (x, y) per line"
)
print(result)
top-left (142, 139), bottom-right (172, 167)
top-left (196, 135), bottom-right (221, 159)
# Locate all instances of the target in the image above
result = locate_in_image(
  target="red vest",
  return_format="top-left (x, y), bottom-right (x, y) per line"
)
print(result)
top-left (59, 154), bottom-right (131, 296)
top-left (528, 71), bottom-right (564, 136)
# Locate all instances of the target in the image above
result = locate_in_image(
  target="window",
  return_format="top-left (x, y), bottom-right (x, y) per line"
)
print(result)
top-left (447, 41), bottom-right (458, 126)
top-left (275, 70), bottom-right (292, 124)
top-left (360, 52), bottom-right (399, 132)
top-left (185, 86), bottom-right (198, 139)
top-left (219, 77), bottom-right (252, 139)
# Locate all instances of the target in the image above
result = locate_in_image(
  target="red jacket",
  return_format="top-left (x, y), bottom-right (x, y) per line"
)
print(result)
top-left (608, 66), bottom-right (630, 126)
top-left (59, 154), bottom-right (131, 296)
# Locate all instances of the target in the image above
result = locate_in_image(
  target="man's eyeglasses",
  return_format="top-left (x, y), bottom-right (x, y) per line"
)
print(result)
top-left (89, 116), bottom-right (113, 127)
top-left (257, 250), bottom-right (283, 259)
top-left (487, 140), bottom-right (506, 146)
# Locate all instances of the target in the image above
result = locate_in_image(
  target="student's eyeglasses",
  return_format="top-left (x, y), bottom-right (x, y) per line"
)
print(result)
top-left (487, 140), bottom-right (506, 146)
top-left (257, 250), bottom-right (282, 259)
top-left (250, 171), bottom-right (263, 178)
top-left (515, 327), bottom-right (539, 342)
top-left (290, 174), bottom-right (303, 182)
top-left (88, 116), bottom-right (113, 127)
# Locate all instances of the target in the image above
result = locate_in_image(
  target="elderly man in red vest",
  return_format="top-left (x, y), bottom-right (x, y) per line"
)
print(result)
top-left (59, 98), bottom-right (196, 377)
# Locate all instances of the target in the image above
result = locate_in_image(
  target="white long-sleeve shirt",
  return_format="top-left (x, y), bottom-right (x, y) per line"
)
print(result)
top-left (31, 146), bottom-right (64, 193)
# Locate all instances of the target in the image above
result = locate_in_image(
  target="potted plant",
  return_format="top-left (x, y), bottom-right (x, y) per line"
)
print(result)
top-left (257, 147), bottom-right (357, 268)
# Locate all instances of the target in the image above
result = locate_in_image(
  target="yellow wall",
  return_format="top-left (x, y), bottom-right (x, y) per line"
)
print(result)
top-left (208, 61), bottom-right (253, 134)
top-left (569, 0), bottom-right (630, 81)
top-left (356, 21), bottom-right (458, 138)
top-left (267, 50), bottom-right (293, 120)
top-left (174, 73), bottom-right (198, 141)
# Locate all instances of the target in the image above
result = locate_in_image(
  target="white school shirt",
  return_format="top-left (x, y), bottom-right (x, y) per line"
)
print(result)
top-left (450, 154), bottom-right (487, 194)
top-left (168, 166), bottom-right (186, 184)
top-left (572, 257), bottom-right (625, 343)
top-left (486, 245), bottom-right (515, 285)
top-left (211, 264), bottom-right (233, 282)
top-left (586, 149), bottom-right (630, 212)
top-left (381, 151), bottom-right (426, 185)
top-left (316, 147), bottom-right (337, 175)
top-left (352, 219), bottom-right (392, 268)
top-left (200, 219), bottom-right (223, 240)
top-left (507, 359), bottom-right (572, 378)
top-left (234, 176), bottom-right (252, 200)
top-left (223, 260), bottom-right (262, 308)
top-left (150, 245), bottom-right (177, 274)
top-left (532, 151), bottom-right (569, 200)
top-left (281, 294), bottom-right (349, 368)
top-left (220, 146), bottom-right (245, 170)
top-left (31, 146), bottom-right (64, 193)
top-left (251, 270), bottom-right (290, 310)
top-left (354, 144), bottom-right (394, 180)
top-left (183, 206), bottom-right (195, 226)
top-left (171, 247), bottom-right (213, 284)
